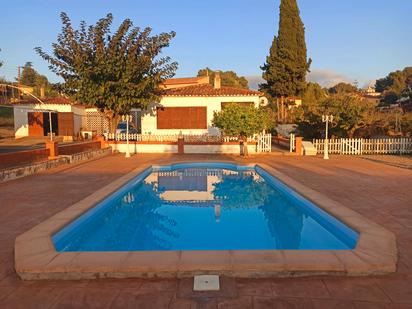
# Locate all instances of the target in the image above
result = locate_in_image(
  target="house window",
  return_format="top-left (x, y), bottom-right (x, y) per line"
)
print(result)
top-left (157, 107), bottom-right (207, 129)
top-left (221, 102), bottom-right (254, 109)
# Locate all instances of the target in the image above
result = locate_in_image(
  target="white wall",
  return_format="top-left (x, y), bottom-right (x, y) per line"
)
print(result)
top-left (14, 106), bottom-right (30, 138)
top-left (184, 144), bottom-right (257, 154)
top-left (108, 142), bottom-right (257, 154)
top-left (141, 96), bottom-right (264, 136)
top-left (111, 143), bottom-right (178, 154)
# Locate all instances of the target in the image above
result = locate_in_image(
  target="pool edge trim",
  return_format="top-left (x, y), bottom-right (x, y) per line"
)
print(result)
top-left (14, 161), bottom-right (397, 280)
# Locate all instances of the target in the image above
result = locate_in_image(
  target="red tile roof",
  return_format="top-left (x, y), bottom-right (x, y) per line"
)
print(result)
top-left (162, 77), bottom-right (208, 85)
top-left (163, 84), bottom-right (264, 97)
top-left (12, 97), bottom-right (86, 107)
top-left (13, 97), bottom-right (73, 105)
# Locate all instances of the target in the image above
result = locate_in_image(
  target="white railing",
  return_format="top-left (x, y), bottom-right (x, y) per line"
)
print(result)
top-left (105, 133), bottom-right (179, 142)
top-left (104, 133), bottom-right (272, 152)
top-left (105, 133), bottom-right (258, 143)
top-left (313, 138), bottom-right (412, 155)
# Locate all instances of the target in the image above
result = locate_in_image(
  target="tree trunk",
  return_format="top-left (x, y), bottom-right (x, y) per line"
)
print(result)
top-left (284, 99), bottom-right (288, 123)
top-left (276, 98), bottom-right (280, 123)
top-left (105, 112), bottom-right (121, 134)
top-left (280, 96), bottom-right (285, 124)
top-left (240, 135), bottom-right (249, 157)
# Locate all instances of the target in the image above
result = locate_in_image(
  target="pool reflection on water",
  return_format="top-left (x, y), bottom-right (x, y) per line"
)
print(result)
top-left (52, 164), bottom-right (359, 252)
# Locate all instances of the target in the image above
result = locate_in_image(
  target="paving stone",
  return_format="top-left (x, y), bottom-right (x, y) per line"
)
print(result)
top-left (323, 278), bottom-right (391, 303)
top-left (0, 154), bottom-right (411, 307)
top-left (271, 278), bottom-right (330, 299)
top-left (50, 287), bottom-right (120, 309)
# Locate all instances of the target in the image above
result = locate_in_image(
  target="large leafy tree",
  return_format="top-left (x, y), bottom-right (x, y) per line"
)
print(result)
top-left (197, 68), bottom-right (249, 89)
top-left (36, 12), bottom-right (177, 129)
top-left (260, 0), bottom-right (311, 123)
top-left (328, 82), bottom-right (358, 95)
top-left (212, 103), bottom-right (272, 156)
top-left (376, 67), bottom-right (412, 105)
top-left (296, 94), bottom-right (374, 139)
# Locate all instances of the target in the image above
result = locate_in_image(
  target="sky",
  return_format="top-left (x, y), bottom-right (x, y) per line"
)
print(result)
top-left (0, 0), bottom-right (411, 89)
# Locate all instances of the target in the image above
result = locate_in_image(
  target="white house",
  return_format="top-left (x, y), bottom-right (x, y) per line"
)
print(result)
top-left (13, 75), bottom-right (267, 138)
top-left (140, 75), bottom-right (267, 135)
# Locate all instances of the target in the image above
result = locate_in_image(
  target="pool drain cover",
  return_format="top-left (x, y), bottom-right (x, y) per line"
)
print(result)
top-left (193, 275), bottom-right (220, 291)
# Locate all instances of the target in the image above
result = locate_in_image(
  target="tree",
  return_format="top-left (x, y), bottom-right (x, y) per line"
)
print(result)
top-left (0, 49), bottom-right (3, 68)
top-left (197, 68), bottom-right (249, 89)
top-left (376, 67), bottom-right (412, 105)
top-left (17, 62), bottom-right (51, 97)
top-left (296, 94), bottom-right (374, 139)
top-left (35, 12), bottom-right (177, 131)
top-left (20, 62), bottom-right (37, 86)
top-left (328, 82), bottom-right (358, 95)
top-left (303, 82), bottom-right (327, 106)
top-left (212, 103), bottom-right (272, 156)
top-left (260, 0), bottom-right (311, 123)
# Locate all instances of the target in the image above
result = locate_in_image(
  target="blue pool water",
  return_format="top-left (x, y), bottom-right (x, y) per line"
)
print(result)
top-left (52, 163), bottom-right (359, 251)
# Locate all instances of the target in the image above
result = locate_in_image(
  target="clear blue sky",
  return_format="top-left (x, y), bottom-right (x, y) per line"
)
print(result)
top-left (0, 0), bottom-right (411, 88)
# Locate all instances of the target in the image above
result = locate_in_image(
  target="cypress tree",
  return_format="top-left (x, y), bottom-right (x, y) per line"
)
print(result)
top-left (260, 0), bottom-right (311, 122)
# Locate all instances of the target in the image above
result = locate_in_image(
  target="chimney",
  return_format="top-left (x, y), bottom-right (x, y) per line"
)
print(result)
top-left (214, 72), bottom-right (221, 89)
top-left (40, 87), bottom-right (45, 98)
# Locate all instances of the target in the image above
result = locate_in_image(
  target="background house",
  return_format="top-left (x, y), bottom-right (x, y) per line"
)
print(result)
top-left (13, 97), bottom-right (85, 138)
top-left (141, 74), bottom-right (267, 135)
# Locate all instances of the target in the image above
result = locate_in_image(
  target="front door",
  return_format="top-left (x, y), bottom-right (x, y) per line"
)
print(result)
top-left (28, 112), bottom-right (44, 137)
top-left (43, 112), bottom-right (59, 137)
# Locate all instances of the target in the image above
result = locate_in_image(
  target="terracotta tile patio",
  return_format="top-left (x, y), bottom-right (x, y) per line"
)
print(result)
top-left (1, 153), bottom-right (412, 308)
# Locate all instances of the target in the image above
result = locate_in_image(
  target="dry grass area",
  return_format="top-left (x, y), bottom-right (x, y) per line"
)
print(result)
top-left (0, 127), bottom-right (14, 139)
top-left (363, 155), bottom-right (412, 169)
top-left (0, 106), bottom-right (14, 139)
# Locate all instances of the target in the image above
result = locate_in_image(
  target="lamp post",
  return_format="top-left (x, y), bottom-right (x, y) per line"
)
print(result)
top-left (322, 114), bottom-right (334, 160)
top-left (122, 114), bottom-right (133, 158)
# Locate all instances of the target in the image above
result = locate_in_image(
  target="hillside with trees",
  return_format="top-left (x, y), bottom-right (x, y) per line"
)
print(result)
top-left (197, 68), bottom-right (249, 89)
top-left (18, 62), bottom-right (52, 97)
top-left (376, 67), bottom-right (412, 106)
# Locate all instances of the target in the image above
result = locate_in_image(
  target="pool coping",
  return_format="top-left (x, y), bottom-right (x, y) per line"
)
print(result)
top-left (14, 161), bottom-right (397, 280)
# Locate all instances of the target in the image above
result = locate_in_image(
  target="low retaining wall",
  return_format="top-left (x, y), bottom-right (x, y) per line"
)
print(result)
top-left (61, 147), bottom-right (112, 164)
top-left (0, 148), bottom-right (50, 169)
top-left (0, 141), bottom-right (103, 170)
top-left (0, 157), bottom-right (68, 182)
top-left (0, 147), bottom-right (112, 183)
top-left (58, 141), bottom-right (101, 155)
top-left (108, 141), bottom-right (257, 154)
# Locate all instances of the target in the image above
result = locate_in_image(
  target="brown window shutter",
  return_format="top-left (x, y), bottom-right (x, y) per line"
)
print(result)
top-left (156, 107), bottom-right (207, 129)
top-left (58, 112), bottom-right (74, 136)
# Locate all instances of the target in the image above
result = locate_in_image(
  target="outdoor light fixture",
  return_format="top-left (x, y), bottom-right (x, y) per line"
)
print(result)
top-left (322, 114), bottom-right (334, 160)
top-left (122, 114), bottom-right (133, 158)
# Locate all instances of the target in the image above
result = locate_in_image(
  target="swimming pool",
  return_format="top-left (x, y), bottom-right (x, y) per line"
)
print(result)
top-left (52, 163), bottom-right (359, 252)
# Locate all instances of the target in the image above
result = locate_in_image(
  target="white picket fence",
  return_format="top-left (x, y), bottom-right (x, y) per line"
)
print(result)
top-left (313, 138), bottom-right (412, 155)
top-left (257, 134), bottom-right (272, 153)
